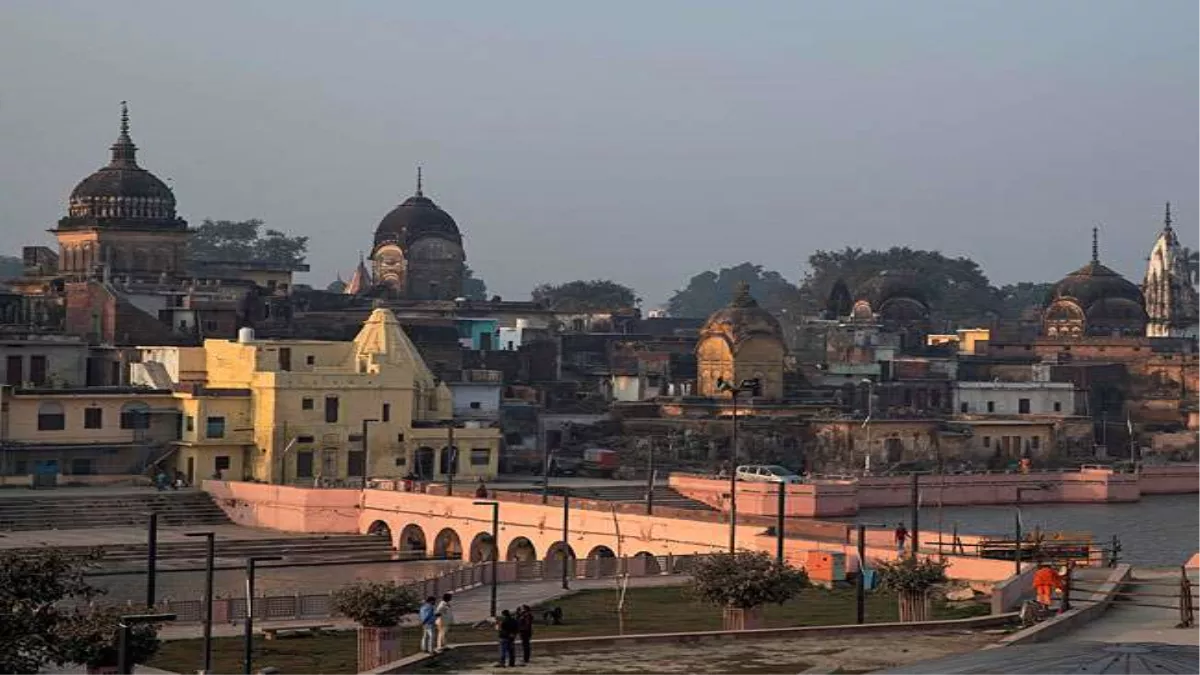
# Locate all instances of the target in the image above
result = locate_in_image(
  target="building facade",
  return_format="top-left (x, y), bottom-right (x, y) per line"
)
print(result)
top-left (695, 283), bottom-right (786, 400)
top-left (1143, 203), bottom-right (1199, 338)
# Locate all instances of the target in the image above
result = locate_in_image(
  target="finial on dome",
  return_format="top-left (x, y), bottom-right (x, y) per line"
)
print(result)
top-left (109, 100), bottom-right (138, 166)
top-left (1164, 202), bottom-right (1173, 231)
top-left (1092, 226), bottom-right (1099, 264)
top-left (120, 101), bottom-right (130, 138)
top-left (416, 166), bottom-right (424, 197)
top-left (731, 281), bottom-right (757, 308)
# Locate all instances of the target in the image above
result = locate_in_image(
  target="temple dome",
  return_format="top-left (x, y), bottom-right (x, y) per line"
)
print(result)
top-left (700, 282), bottom-right (784, 346)
top-left (1050, 260), bottom-right (1145, 310)
top-left (373, 171), bottom-right (461, 250)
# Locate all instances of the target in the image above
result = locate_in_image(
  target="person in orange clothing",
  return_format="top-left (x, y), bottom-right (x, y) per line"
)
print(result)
top-left (1033, 562), bottom-right (1065, 606)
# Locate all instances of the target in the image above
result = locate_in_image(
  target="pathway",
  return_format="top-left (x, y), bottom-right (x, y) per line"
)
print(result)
top-left (156, 573), bottom-right (688, 640)
top-left (1061, 567), bottom-right (1198, 646)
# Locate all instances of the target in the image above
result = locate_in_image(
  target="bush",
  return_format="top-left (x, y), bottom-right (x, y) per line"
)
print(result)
top-left (59, 606), bottom-right (162, 669)
top-left (330, 581), bottom-right (420, 628)
top-left (873, 556), bottom-right (949, 594)
top-left (0, 548), bottom-right (104, 673)
top-left (689, 551), bottom-right (808, 610)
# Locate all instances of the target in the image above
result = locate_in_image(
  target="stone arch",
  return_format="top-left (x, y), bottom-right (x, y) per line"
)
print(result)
top-left (505, 537), bottom-right (538, 562)
top-left (433, 528), bottom-right (463, 559)
top-left (633, 551), bottom-right (662, 574)
top-left (469, 532), bottom-right (497, 562)
top-left (399, 524), bottom-right (427, 557)
top-left (367, 520), bottom-right (393, 545)
top-left (587, 545), bottom-right (616, 559)
top-left (544, 541), bottom-right (577, 561)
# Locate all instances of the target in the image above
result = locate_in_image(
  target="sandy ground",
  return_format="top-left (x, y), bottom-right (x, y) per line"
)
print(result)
top-left (422, 629), bottom-right (1006, 674)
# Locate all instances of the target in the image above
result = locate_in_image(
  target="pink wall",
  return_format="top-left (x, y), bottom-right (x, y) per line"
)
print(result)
top-left (204, 481), bottom-right (362, 533)
top-left (1138, 465), bottom-right (1200, 494)
top-left (669, 474), bottom-right (858, 518)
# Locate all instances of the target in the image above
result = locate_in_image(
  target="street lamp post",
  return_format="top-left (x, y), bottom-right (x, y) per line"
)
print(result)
top-left (561, 490), bottom-right (571, 590)
top-left (717, 377), bottom-right (759, 555)
top-left (445, 422), bottom-right (457, 496)
top-left (244, 555), bottom-right (283, 674)
top-left (117, 613), bottom-right (176, 675)
top-left (474, 500), bottom-right (500, 617)
top-left (646, 439), bottom-right (656, 515)
top-left (1013, 486), bottom-right (1045, 575)
top-left (146, 511), bottom-right (158, 609)
top-left (360, 418), bottom-right (379, 488)
top-left (861, 378), bottom-right (874, 476)
top-left (184, 532), bottom-right (216, 674)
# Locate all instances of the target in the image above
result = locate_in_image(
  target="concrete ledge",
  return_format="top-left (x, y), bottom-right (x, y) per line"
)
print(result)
top-left (991, 563), bottom-right (1132, 646)
top-left (990, 564), bottom-right (1036, 614)
top-left (369, 614), bottom-right (1019, 674)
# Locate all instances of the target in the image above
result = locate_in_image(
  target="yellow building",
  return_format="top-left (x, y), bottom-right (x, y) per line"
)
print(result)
top-left (165, 308), bottom-right (500, 484)
top-left (926, 328), bottom-right (991, 355)
top-left (695, 282), bottom-right (786, 400)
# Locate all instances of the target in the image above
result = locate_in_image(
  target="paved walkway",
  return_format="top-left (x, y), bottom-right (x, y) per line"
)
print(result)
top-left (0, 523), bottom-right (318, 550)
top-left (1062, 567), bottom-right (1198, 646)
top-left (157, 574), bottom-right (688, 640)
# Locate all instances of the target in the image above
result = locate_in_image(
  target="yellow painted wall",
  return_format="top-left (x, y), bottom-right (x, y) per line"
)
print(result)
top-left (5, 392), bottom-right (175, 444)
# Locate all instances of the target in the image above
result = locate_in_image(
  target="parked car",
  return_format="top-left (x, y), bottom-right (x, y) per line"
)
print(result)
top-left (735, 465), bottom-right (804, 484)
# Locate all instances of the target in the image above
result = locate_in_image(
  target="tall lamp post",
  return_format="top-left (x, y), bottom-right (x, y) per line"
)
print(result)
top-left (561, 490), bottom-right (571, 590)
top-left (444, 421), bottom-right (457, 496)
top-left (117, 613), bottom-right (176, 675)
top-left (716, 376), bottom-right (760, 554)
top-left (184, 531), bottom-right (216, 674)
top-left (244, 555), bottom-right (282, 674)
top-left (360, 418), bottom-right (379, 488)
top-left (1013, 486), bottom-right (1046, 575)
top-left (474, 500), bottom-right (500, 617)
top-left (145, 511), bottom-right (159, 609)
top-left (860, 378), bottom-right (874, 476)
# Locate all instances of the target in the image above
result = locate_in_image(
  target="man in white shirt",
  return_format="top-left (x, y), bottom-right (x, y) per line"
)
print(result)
top-left (434, 592), bottom-right (454, 652)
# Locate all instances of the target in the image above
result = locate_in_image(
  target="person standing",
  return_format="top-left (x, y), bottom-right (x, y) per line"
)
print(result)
top-left (496, 609), bottom-right (518, 668)
top-left (1033, 563), bottom-right (1065, 607)
top-left (516, 605), bottom-right (534, 664)
top-left (418, 596), bottom-right (437, 653)
top-left (434, 593), bottom-right (454, 652)
top-left (894, 523), bottom-right (909, 555)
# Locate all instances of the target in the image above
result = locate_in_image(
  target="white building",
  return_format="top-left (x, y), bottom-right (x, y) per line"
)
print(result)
top-left (953, 381), bottom-right (1080, 416)
top-left (449, 369), bottom-right (503, 421)
top-left (1143, 202), bottom-right (1199, 338)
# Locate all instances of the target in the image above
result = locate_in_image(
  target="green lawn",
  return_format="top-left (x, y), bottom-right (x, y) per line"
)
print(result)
top-left (147, 586), bottom-right (989, 674)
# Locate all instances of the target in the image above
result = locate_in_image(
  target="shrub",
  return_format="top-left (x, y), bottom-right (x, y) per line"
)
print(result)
top-left (689, 551), bottom-right (809, 610)
top-left (59, 606), bottom-right (162, 668)
top-left (873, 556), bottom-right (949, 594)
top-left (330, 581), bottom-right (420, 628)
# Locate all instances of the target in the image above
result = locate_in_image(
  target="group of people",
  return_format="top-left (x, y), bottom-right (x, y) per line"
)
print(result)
top-left (491, 605), bottom-right (536, 668)
top-left (418, 593), bottom-right (455, 654)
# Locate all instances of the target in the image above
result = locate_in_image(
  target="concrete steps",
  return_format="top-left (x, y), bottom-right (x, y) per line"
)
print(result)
top-left (0, 490), bottom-right (232, 531)
top-left (7, 533), bottom-right (396, 567)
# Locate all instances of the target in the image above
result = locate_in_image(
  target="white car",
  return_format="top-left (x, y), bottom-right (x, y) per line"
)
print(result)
top-left (735, 465), bottom-right (804, 484)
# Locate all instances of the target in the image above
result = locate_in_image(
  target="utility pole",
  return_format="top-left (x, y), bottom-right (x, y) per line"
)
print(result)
top-left (729, 390), bottom-right (739, 554)
top-left (775, 481), bottom-right (786, 564)
top-left (856, 523), bottom-right (866, 624)
top-left (561, 492), bottom-right (571, 590)
top-left (909, 472), bottom-right (919, 559)
top-left (446, 422), bottom-right (456, 496)
top-left (145, 511), bottom-right (158, 608)
top-left (646, 440), bottom-right (655, 515)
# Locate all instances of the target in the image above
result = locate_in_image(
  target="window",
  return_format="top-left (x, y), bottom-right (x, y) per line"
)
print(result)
top-left (394, 456), bottom-right (407, 467)
top-left (324, 396), bottom-right (339, 423)
top-left (960, 402), bottom-right (969, 413)
top-left (279, 347), bottom-right (292, 371)
top-left (29, 356), bottom-right (47, 386)
top-left (84, 407), bottom-right (103, 429)
top-left (186, 415), bottom-right (195, 431)
top-left (305, 355), bottom-right (315, 365)
top-left (296, 434), bottom-right (315, 443)
top-left (205, 416), bottom-right (226, 439)
top-left (983, 436), bottom-right (991, 448)
top-left (203, 320), bottom-right (219, 332)
top-left (69, 458), bottom-right (93, 475)
top-left (347, 450), bottom-right (365, 477)
top-left (1031, 435), bottom-right (1041, 449)
top-left (214, 456), bottom-right (231, 471)
top-left (397, 433), bottom-right (405, 443)
top-left (382, 403), bottom-right (391, 422)
top-left (6, 355), bottom-right (22, 386)
top-left (37, 402), bottom-right (66, 431)
top-left (301, 397), bottom-right (314, 410)
top-left (295, 451), bottom-right (314, 479)
top-left (1018, 398), bottom-right (1031, 414)
top-left (120, 402), bottom-right (150, 429)
top-left (986, 401), bottom-right (995, 413)
top-left (14, 460), bottom-right (28, 475)
top-left (1053, 401), bottom-right (1062, 412)
top-left (471, 449), bottom-right (491, 466)
top-left (469, 401), bottom-right (482, 410)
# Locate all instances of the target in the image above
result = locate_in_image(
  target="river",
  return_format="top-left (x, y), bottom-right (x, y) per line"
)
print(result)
top-left (837, 493), bottom-right (1199, 567)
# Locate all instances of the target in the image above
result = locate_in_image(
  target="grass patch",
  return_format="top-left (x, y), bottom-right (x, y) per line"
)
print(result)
top-left (147, 586), bottom-right (990, 674)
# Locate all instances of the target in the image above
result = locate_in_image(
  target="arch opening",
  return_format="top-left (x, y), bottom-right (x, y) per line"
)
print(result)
top-left (367, 520), bottom-right (393, 545)
top-left (399, 524), bottom-right (427, 558)
top-left (633, 551), bottom-right (662, 575)
top-left (433, 528), bottom-right (463, 560)
top-left (505, 537), bottom-right (538, 562)
top-left (469, 532), bottom-right (498, 562)
top-left (587, 545), bottom-right (616, 559)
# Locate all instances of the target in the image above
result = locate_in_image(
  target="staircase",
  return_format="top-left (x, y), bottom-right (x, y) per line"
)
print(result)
top-left (506, 485), bottom-right (715, 511)
top-left (0, 490), bottom-right (231, 532)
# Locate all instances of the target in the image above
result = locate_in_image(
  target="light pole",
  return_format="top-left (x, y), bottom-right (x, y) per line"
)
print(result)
top-left (646, 439), bottom-right (656, 515)
top-left (561, 491), bottom-right (571, 591)
top-left (474, 500), bottom-right (500, 617)
top-left (445, 421), bottom-right (457, 496)
top-left (861, 378), bottom-right (874, 476)
top-left (146, 511), bottom-right (158, 609)
top-left (360, 418), bottom-right (379, 488)
top-left (117, 612), bottom-right (176, 674)
top-left (1014, 486), bottom-right (1045, 575)
top-left (716, 377), bottom-right (759, 554)
top-left (184, 531), bottom-right (216, 674)
top-left (244, 555), bottom-right (282, 674)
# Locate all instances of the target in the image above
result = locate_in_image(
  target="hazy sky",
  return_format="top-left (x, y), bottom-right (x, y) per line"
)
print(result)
top-left (2, 1), bottom-right (1196, 306)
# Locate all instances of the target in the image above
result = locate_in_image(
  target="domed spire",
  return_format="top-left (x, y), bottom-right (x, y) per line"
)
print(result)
top-left (416, 166), bottom-right (424, 197)
top-left (109, 101), bottom-right (138, 168)
top-left (1092, 226), bottom-right (1100, 264)
top-left (731, 281), bottom-right (758, 308)
top-left (1164, 202), bottom-right (1173, 231)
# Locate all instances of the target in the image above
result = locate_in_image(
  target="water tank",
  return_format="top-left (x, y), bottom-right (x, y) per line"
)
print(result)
top-left (237, 327), bottom-right (255, 344)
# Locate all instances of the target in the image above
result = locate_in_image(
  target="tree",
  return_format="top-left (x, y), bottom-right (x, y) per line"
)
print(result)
top-left (0, 254), bottom-right (22, 280)
top-left (0, 549), bottom-right (104, 673)
top-left (531, 279), bottom-right (638, 312)
top-left (59, 606), bottom-right (162, 672)
top-left (873, 556), bottom-right (949, 622)
top-left (189, 219), bottom-right (308, 266)
top-left (800, 247), bottom-right (999, 324)
top-left (994, 282), bottom-right (1055, 319)
top-left (667, 263), bottom-right (803, 318)
top-left (331, 581), bottom-right (420, 671)
top-left (688, 551), bottom-right (808, 630)
top-left (462, 266), bottom-right (487, 301)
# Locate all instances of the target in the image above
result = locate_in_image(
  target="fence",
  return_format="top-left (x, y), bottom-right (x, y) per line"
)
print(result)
top-left (1066, 564), bottom-right (1199, 628)
top-left (105, 554), bottom-right (699, 624)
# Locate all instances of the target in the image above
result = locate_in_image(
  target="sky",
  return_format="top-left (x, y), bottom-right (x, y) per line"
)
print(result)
top-left (1, 0), bottom-right (1196, 307)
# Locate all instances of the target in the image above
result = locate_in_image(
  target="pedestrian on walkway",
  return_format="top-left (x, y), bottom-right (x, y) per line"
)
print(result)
top-left (516, 604), bottom-right (534, 664)
top-left (434, 592), bottom-right (454, 652)
top-left (894, 523), bottom-right (909, 555)
top-left (1033, 563), bottom-right (1064, 607)
top-left (496, 609), bottom-right (518, 667)
top-left (418, 596), bottom-right (437, 653)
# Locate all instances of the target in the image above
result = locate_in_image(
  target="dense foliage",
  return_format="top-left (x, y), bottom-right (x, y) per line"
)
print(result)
top-left (59, 606), bottom-right (162, 668)
top-left (688, 551), bottom-right (809, 610)
top-left (330, 581), bottom-right (420, 628)
top-left (189, 219), bottom-right (308, 266)
top-left (667, 263), bottom-right (803, 318)
top-left (462, 266), bottom-right (488, 301)
top-left (0, 549), bottom-right (104, 673)
top-left (532, 279), bottom-right (638, 312)
top-left (0, 254), bottom-right (22, 280)
top-left (873, 556), bottom-right (949, 593)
